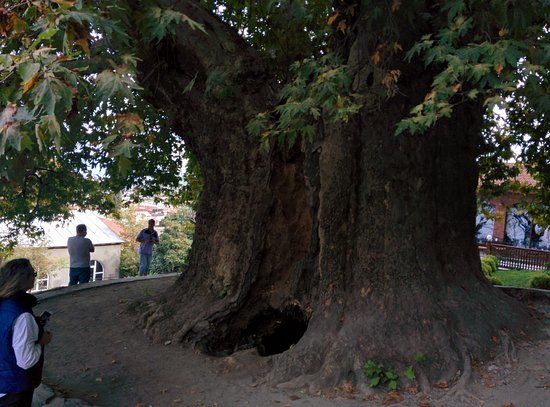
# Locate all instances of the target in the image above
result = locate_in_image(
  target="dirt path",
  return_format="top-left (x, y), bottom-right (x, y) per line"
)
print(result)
top-left (35, 277), bottom-right (549, 407)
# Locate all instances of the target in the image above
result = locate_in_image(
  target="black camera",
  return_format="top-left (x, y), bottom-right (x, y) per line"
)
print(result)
top-left (37, 311), bottom-right (52, 327)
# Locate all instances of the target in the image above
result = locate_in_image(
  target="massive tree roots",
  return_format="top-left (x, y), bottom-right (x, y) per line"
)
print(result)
top-left (137, 274), bottom-right (539, 395)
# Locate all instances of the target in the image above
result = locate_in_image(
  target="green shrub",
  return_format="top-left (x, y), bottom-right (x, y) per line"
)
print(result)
top-left (483, 255), bottom-right (499, 272)
top-left (529, 274), bottom-right (550, 290)
top-left (119, 246), bottom-right (139, 277)
top-left (487, 275), bottom-right (502, 285)
top-left (481, 261), bottom-right (493, 276)
top-left (149, 209), bottom-right (194, 274)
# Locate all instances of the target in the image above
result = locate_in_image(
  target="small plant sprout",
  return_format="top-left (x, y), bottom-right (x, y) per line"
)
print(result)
top-left (414, 352), bottom-right (428, 365)
top-left (385, 368), bottom-right (398, 390)
top-left (363, 359), bottom-right (384, 387)
top-left (404, 365), bottom-right (415, 381)
top-left (363, 359), bottom-right (399, 390)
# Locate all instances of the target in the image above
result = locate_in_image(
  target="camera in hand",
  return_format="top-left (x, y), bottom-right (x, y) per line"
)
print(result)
top-left (38, 311), bottom-right (52, 327)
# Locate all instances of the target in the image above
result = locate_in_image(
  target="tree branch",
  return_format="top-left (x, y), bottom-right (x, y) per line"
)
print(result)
top-left (135, 0), bottom-right (273, 125)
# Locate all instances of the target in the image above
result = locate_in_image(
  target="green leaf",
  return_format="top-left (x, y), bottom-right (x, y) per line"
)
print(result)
top-left (369, 376), bottom-right (380, 387)
top-left (443, 0), bottom-right (466, 21)
top-left (183, 73), bottom-right (198, 94)
top-left (140, 7), bottom-right (206, 43)
top-left (0, 54), bottom-right (13, 70)
top-left (112, 139), bottom-right (136, 158)
top-left (246, 113), bottom-right (269, 137)
top-left (20, 133), bottom-right (33, 151)
top-left (467, 89), bottom-right (479, 99)
top-left (395, 118), bottom-right (413, 136)
top-left (470, 63), bottom-right (491, 82)
top-left (12, 106), bottom-right (33, 122)
top-left (388, 380), bottom-right (398, 390)
top-left (414, 352), bottom-right (428, 365)
top-left (32, 77), bottom-right (73, 116)
top-left (301, 124), bottom-right (315, 140)
top-left (117, 156), bottom-right (132, 177)
top-left (309, 106), bottom-right (321, 119)
top-left (17, 62), bottom-right (41, 83)
top-left (29, 28), bottom-right (59, 51)
top-left (41, 115), bottom-right (62, 151)
top-left (404, 366), bottom-right (415, 380)
top-left (95, 69), bottom-right (142, 102)
top-left (102, 134), bottom-right (118, 148)
top-left (95, 70), bottom-right (121, 100)
top-left (0, 126), bottom-right (21, 154)
top-left (385, 369), bottom-right (398, 380)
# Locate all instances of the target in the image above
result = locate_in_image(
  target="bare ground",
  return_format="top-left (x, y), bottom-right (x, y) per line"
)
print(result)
top-left (35, 277), bottom-right (549, 407)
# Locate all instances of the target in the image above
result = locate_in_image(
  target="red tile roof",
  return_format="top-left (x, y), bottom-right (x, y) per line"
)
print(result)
top-left (98, 217), bottom-right (125, 236)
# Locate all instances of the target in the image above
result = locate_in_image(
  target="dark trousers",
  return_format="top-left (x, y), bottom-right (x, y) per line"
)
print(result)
top-left (0, 389), bottom-right (34, 407)
top-left (69, 267), bottom-right (91, 286)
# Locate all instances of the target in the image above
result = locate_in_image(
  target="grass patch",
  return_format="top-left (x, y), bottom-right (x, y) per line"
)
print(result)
top-left (494, 269), bottom-right (550, 288)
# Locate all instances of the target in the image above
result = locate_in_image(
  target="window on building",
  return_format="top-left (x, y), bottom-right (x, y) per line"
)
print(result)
top-left (34, 275), bottom-right (49, 291)
top-left (90, 260), bottom-right (104, 281)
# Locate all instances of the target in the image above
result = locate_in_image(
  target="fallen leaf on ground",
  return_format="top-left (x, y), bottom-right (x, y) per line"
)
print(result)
top-left (334, 381), bottom-right (355, 398)
top-left (289, 395), bottom-right (300, 400)
top-left (502, 404), bottom-right (516, 407)
top-left (382, 390), bottom-right (404, 405)
top-left (434, 380), bottom-right (448, 389)
top-left (406, 385), bottom-right (419, 394)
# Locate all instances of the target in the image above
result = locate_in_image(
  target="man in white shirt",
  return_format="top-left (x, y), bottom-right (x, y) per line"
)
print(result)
top-left (67, 224), bottom-right (95, 285)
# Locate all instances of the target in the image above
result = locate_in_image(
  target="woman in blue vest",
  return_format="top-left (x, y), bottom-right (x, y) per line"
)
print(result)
top-left (0, 259), bottom-right (52, 406)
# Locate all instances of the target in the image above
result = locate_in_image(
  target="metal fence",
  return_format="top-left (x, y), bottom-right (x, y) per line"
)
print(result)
top-left (480, 242), bottom-right (550, 270)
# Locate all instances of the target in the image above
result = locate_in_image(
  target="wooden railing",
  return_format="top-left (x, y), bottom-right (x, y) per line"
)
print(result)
top-left (479, 242), bottom-right (550, 270)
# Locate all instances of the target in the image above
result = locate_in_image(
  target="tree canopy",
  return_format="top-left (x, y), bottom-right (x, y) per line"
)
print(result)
top-left (0, 0), bottom-right (548, 240)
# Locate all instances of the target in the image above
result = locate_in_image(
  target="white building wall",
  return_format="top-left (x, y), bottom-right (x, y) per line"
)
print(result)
top-left (45, 244), bottom-right (122, 289)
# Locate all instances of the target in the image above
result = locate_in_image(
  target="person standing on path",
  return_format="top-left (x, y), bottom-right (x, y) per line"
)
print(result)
top-left (0, 258), bottom-right (53, 407)
top-left (136, 219), bottom-right (159, 276)
top-left (67, 224), bottom-right (95, 286)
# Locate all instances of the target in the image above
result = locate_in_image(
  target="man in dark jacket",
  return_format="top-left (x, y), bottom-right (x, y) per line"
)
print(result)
top-left (135, 219), bottom-right (159, 276)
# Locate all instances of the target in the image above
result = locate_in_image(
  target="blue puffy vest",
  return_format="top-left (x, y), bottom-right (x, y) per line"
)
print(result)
top-left (0, 292), bottom-right (41, 394)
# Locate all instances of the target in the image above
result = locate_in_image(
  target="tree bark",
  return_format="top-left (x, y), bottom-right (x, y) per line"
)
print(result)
top-left (136, 0), bottom-right (539, 392)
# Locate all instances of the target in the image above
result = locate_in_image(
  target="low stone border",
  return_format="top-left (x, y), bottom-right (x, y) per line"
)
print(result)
top-left (35, 273), bottom-right (179, 301)
top-left (497, 285), bottom-right (550, 303)
top-left (33, 384), bottom-right (93, 406)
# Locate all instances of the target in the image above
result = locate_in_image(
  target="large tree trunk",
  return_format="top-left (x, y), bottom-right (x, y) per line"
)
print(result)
top-left (136, 0), bottom-right (538, 392)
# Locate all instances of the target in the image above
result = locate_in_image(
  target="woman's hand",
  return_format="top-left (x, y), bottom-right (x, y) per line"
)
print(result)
top-left (38, 331), bottom-right (52, 346)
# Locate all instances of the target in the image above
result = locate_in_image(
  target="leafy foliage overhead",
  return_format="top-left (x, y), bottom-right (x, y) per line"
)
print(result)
top-left (0, 0), bottom-right (548, 240)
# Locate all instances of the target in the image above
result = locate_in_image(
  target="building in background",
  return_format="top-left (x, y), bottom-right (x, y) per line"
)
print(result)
top-left (476, 168), bottom-right (550, 251)
top-left (135, 201), bottom-right (177, 223)
top-left (23, 211), bottom-right (124, 291)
